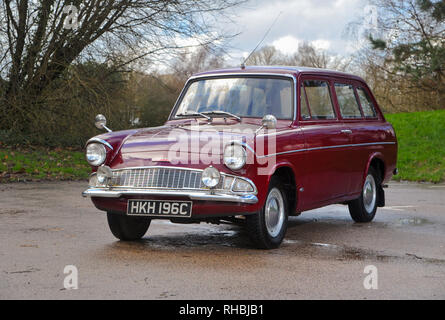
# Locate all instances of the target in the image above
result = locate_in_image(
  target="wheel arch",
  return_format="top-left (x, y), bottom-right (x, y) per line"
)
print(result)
top-left (364, 153), bottom-right (386, 208)
top-left (267, 162), bottom-right (298, 216)
top-left (364, 153), bottom-right (386, 184)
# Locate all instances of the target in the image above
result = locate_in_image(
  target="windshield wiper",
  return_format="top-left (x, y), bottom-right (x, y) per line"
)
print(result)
top-left (202, 111), bottom-right (241, 122)
top-left (176, 111), bottom-right (212, 121)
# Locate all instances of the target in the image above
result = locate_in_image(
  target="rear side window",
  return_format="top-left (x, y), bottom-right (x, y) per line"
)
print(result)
top-left (335, 83), bottom-right (362, 119)
top-left (356, 87), bottom-right (377, 118)
top-left (301, 80), bottom-right (336, 120)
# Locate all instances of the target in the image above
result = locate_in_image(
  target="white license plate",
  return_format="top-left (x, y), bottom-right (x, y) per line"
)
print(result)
top-left (127, 200), bottom-right (192, 218)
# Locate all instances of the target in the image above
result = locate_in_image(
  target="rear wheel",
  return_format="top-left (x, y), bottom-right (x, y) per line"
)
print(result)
top-left (107, 213), bottom-right (151, 241)
top-left (246, 176), bottom-right (288, 249)
top-left (348, 167), bottom-right (380, 223)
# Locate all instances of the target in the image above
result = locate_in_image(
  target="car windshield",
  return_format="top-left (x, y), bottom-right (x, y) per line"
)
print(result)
top-left (174, 77), bottom-right (294, 120)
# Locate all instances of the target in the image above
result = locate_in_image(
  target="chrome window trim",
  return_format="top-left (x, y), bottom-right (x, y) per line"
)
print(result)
top-left (257, 141), bottom-right (397, 159)
top-left (86, 138), bottom-right (113, 150)
top-left (168, 73), bottom-right (297, 122)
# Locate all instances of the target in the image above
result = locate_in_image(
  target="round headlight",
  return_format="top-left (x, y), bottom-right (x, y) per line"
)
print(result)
top-left (202, 166), bottom-right (221, 188)
top-left (86, 143), bottom-right (107, 166)
top-left (223, 144), bottom-right (247, 170)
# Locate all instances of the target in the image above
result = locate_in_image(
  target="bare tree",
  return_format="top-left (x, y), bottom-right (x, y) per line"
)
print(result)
top-left (245, 42), bottom-right (351, 72)
top-left (0, 0), bottom-right (242, 132)
top-left (171, 46), bottom-right (226, 82)
top-left (367, 0), bottom-right (445, 95)
top-left (288, 42), bottom-right (329, 68)
top-left (347, 0), bottom-right (445, 111)
top-left (245, 45), bottom-right (286, 65)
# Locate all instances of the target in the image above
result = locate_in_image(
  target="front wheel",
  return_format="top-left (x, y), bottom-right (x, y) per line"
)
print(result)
top-left (246, 176), bottom-right (288, 249)
top-left (107, 213), bottom-right (151, 241)
top-left (348, 167), bottom-right (380, 223)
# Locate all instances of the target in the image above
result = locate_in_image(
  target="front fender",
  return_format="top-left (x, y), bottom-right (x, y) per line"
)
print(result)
top-left (86, 129), bottom-right (139, 170)
top-left (254, 160), bottom-right (299, 210)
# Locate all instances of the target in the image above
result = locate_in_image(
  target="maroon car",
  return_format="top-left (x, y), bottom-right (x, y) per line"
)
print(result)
top-left (83, 66), bottom-right (398, 249)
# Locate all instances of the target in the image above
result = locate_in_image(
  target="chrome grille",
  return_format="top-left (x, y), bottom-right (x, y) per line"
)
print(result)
top-left (110, 167), bottom-right (209, 189)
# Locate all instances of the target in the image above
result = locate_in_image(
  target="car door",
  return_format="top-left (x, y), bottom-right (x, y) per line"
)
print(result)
top-left (332, 80), bottom-right (364, 194)
top-left (298, 76), bottom-right (352, 209)
top-left (347, 83), bottom-right (383, 194)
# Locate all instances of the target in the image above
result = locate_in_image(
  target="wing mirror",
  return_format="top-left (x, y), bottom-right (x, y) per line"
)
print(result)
top-left (95, 114), bottom-right (112, 132)
top-left (262, 114), bottom-right (277, 129)
top-left (256, 114), bottom-right (277, 134)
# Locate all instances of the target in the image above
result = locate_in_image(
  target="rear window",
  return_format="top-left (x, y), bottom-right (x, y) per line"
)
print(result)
top-left (300, 80), bottom-right (336, 120)
top-left (335, 83), bottom-right (362, 119)
top-left (356, 87), bottom-right (377, 118)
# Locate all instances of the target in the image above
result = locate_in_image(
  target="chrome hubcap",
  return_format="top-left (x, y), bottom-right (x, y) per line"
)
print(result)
top-left (363, 174), bottom-right (377, 214)
top-left (265, 188), bottom-right (285, 237)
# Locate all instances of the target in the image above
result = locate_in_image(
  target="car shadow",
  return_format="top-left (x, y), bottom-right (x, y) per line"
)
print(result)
top-left (97, 213), bottom-right (387, 258)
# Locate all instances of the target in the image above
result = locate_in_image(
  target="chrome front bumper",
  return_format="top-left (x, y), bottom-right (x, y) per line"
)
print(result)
top-left (82, 188), bottom-right (258, 204)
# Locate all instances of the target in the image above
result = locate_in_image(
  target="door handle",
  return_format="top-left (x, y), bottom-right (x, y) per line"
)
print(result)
top-left (341, 129), bottom-right (352, 134)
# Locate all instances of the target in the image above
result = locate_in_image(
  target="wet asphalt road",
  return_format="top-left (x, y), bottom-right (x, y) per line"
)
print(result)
top-left (0, 181), bottom-right (444, 300)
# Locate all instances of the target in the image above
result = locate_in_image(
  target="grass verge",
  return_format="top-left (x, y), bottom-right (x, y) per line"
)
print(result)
top-left (386, 109), bottom-right (445, 183)
top-left (0, 146), bottom-right (90, 182)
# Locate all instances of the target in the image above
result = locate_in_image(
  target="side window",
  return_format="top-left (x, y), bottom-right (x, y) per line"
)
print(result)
top-left (276, 85), bottom-right (292, 119)
top-left (302, 80), bottom-right (336, 120)
top-left (335, 83), bottom-right (362, 119)
top-left (356, 87), bottom-right (377, 118)
top-left (300, 84), bottom-right (311, 119)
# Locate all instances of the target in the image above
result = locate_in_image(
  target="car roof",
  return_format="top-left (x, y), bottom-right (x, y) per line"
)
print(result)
top-left (192, 66), bottom-right (365, 82)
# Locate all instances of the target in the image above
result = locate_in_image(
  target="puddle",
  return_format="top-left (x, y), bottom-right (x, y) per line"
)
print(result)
top-left (283, 239), bottom-right (445, 264)
top-left (395, 218), bottom-right (430, 226)
top-left (282, 239), bottom-right (367, 260)
top-left (0, 208), bottom-right (28, 215)
top-left (22, 226), bottom-right (64, 233)
top-left (103, 228), bottom-right (249, 253)
top-left (312, 242), bottom-right (337, 248)
top-left (4, 267), bottom-right (40, 274)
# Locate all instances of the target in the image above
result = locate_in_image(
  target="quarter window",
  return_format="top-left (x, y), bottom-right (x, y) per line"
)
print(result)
top-left (301, 80), bottom-right (336, 120)
top-left (335, 83), bottom-right (362, 119)
top-left (300, 84), bottom-right (311, 119)
top-left (357, 87), bottom-right (377, 118)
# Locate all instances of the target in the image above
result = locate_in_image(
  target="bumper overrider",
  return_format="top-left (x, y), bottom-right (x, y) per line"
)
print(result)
top-left (82, 166), bottom-right (258, 204)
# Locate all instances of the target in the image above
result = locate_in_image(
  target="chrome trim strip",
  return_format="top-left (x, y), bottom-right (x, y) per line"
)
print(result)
top-left (257, 129), bottom-right (299, 137)
top-left (86, 138), bottom-right (113, 150)
top-left (112, 165), bottom-right (205, 172)
top-left (82, 188), bottom-right (258, 204)
top-left (168, 72), bottom-right (297, 122)
top-left (257, 142), bottom-right (397, 158)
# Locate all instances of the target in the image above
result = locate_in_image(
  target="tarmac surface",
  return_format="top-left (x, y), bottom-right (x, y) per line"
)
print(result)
top-left (0, 181), bottom-right (444, 299)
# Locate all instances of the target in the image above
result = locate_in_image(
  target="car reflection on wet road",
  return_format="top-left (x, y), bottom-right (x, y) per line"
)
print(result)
top-left (0, 181), bottom-right (444, 299)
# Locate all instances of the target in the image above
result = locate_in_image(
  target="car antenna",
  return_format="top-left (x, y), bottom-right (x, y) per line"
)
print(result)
top-left (240, 11), bottom-right (283, 70)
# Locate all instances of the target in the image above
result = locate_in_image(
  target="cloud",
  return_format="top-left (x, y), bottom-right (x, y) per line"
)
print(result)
top-left (272, 35), bottom-right (300, 55)
top-left (224, 0), bottom-right (369, 65)
top-left (270, 36), bottom-right (331, 55)
top-left (311, 39), bottom-right (331, 51)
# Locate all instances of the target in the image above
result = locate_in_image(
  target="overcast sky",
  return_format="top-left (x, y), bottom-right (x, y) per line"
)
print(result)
top-left (222, 0), bottom-right (371, 66)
